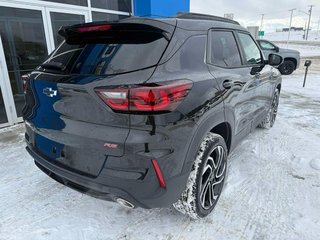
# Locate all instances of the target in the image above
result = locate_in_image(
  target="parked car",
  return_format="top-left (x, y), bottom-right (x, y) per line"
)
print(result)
top-left (257, 39), bottom-right (300, 75)
top-left (23, 13), bottom-right (282, 219)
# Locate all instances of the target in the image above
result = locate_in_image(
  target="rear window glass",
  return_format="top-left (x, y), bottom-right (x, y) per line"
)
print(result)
top-left (43, 37), bottom-right (168, 75)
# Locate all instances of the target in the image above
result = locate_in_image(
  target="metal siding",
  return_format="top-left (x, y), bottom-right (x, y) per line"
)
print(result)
top-left (134, 0), bottom-right (189, 17)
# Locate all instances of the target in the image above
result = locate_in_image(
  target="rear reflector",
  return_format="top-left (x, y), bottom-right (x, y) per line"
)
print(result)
top-left (151, 159), bottom-right (166, 189)
top-left (95, 80), bottom-right (192, 113)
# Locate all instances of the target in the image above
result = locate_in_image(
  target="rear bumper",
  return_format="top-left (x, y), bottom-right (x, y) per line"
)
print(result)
top-left (27, 144), bottom-right (190, 208)
top-left (25, 116), bottom-right (197, 208)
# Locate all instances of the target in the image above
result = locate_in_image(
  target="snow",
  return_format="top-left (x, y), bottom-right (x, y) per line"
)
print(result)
top-left (277, 43), bottom-right (320, 58)
top-left (261, 31), bottom-right (320, 58)
top-left (310, 159), bottom-right (320, 171)
top-left (1, 52), bottom-right (320, 239)
top-left (265, 30), bottom-right (320, 42)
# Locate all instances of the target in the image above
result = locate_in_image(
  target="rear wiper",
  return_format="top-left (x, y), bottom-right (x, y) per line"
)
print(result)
top-left (41, 62), bottom-right (66, 71)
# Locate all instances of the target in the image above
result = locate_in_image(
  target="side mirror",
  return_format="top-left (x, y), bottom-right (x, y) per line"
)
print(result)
top-left (268, 54), bottom-right (283, 66)
top-left (274, 46), bottom-right (280, 53)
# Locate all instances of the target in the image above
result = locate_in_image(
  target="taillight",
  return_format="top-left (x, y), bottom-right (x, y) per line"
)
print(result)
top-left (95, 80), bottom-right (192, 113)
top-left (95, 88), bottom-right (129, 111)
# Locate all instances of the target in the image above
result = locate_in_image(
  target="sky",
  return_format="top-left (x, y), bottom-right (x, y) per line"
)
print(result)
top-left (190, 0), bottom-right (320, 32)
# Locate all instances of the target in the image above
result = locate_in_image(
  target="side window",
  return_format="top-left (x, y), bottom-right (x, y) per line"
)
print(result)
top-left (259, 41), bottom-right (276, 50)
top-left (238, 33), bottom-right (262, 65)
top-left (209, 31), bottom-right (242, 68)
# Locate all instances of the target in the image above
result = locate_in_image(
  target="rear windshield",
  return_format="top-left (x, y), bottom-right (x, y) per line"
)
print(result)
top-left (42, 36), bottom-right (168, 75)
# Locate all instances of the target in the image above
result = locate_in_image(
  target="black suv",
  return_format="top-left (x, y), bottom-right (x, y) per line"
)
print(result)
top-left (23, 13), bottom-right (282, 219)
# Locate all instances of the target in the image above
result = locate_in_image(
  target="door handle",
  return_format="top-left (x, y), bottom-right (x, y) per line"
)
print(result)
top-left (223, 79), bottom-right (235, 89)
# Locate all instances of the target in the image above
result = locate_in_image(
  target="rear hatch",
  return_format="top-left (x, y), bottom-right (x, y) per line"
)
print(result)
top-left (24, 18), bottom-right (176, 177)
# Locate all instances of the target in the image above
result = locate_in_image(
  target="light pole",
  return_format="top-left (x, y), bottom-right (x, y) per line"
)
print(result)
top-left (304, 21), bottom-right (307, 40)
top-left (260, 14), bottom-right (264, 31)
top-left (317, 16), bottom-right (320, 37)
top-left (299, 10), bottom-right (310, 40)
top-left (306, 5), bottom-right (315, 40)
top-left (287, 9), bottom-right (296, 47)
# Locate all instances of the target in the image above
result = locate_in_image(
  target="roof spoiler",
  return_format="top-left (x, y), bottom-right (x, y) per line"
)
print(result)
top-left (58, 21), bottom-right (175, 44)
top-left (175, 12), bottom-right (240, 25)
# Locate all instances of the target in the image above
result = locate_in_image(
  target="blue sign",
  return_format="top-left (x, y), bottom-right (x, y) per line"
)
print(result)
top-left (134, 0), bottom-right (190, 17)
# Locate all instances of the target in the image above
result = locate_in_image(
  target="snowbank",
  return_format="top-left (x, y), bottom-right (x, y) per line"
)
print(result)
top-left (0, 73), bottom-right (319, 240)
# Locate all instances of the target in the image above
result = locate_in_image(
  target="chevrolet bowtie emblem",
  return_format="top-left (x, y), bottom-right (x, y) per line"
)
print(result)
top-left (43, 87), bottom-right (57, 97)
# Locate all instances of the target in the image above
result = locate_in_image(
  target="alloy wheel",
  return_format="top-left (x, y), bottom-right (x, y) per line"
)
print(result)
top-left (270, 91), bottom-right (279, 127)
top-left (200, 145), bottom-right (226, 210)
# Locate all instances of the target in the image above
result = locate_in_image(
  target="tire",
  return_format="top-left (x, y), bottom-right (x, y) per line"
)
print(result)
top-left (258, 88), bottom-right (280, 129)
top-left (279, 60), bottom-right (295, 75)
top-left (173, 133), bottom-right (227, 219)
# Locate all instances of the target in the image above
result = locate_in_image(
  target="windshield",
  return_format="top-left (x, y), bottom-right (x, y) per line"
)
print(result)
top-left (258, 40), bottom-right (277, 50)
top-left (41, 36), bottom-right (168, 75)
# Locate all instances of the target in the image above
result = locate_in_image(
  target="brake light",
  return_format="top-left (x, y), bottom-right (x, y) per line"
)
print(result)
top-left (95, 80), bottom-right (192, 113)
top-left (76, 24), bottom-right (112, 33)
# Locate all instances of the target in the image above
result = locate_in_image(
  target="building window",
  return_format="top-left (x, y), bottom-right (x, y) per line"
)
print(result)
top-left (91, 0), bottom-right (132, 12)
top-left (0, 6), bottom-right (48, 118)
top-left (92, 11), bottom-right (129, 22)
top-left (50, 12), bottom-right (85, 47)
top-left (41, 0), bottom-right (87, 6)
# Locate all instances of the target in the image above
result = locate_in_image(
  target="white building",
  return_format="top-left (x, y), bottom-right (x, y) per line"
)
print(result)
top-left (0, 0), bottom-right (132, 128)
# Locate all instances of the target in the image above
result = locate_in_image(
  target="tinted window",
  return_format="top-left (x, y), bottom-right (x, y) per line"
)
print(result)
top-left (238, 33), bottom-right (262, 64)
top-left (92, 0), bottom-right (132, 12)
top-left (92, 12), bottom-right (128, 22)
top-left (259, 41), bottom-right (276, 50)
top-left (43, 37), bottom-right (168, 75)
top-left (209, 31), bottom-right (242, 68)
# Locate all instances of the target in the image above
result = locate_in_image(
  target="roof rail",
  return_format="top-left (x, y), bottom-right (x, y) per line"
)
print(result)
top-left (175, 12), bottom-right (240, 25)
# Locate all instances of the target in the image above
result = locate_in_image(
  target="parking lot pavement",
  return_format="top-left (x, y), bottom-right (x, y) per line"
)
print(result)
top-left (1, 71), bottom-right (320, 240)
